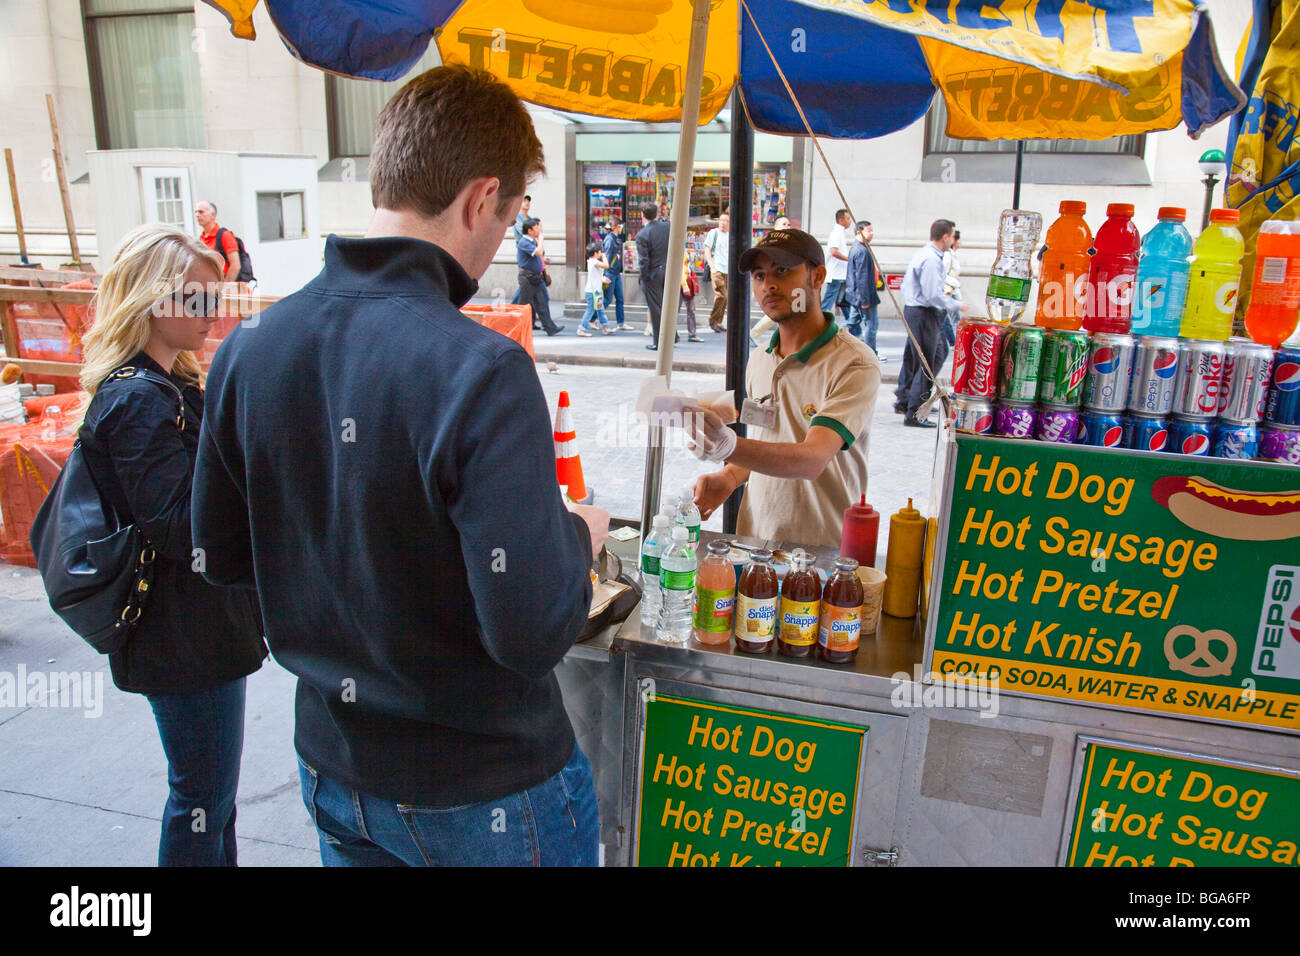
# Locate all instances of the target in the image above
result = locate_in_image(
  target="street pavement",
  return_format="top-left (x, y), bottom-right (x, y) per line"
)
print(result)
top-left (0, 346), bottom-right (949, 867)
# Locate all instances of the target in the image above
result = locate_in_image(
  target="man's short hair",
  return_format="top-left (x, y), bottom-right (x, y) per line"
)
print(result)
top-left (642, 203), bottom-right (659, 220)
top-left (953, 229), bottom-right (961, 240)
top-left (930, 219), bottom-right (957, 242)
top-left (836, 208), bottom-right (849, 221)
top-left (524, 194), bottom-right (531, 202)
top-left (370, 65), bottom-right (545, 218)
top-left (856, 220), bottom-right (870, 231)
top-left (198, 200), bottom-right (217, 215)
top-left (522, 217), bottom-right (540, 234)
top-left (611, 217), bottom-right (622, 227)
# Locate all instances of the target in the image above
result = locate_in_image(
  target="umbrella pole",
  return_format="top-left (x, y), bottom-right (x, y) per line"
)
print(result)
top-left (723, 87), bottom-right (753, 534)
top-left (639, 0), bottom-right (712, 536)
top-left (1012, 140), bottom-right (1024, 208)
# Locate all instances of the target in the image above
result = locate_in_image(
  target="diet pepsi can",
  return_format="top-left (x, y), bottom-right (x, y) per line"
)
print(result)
top-left (1259, 424), bottom-right (1300, 465)
top-left (1167, 415), bottom-right (1213, 456)
top-left (1211, 420), bottom-right (1258, 460)
top-left (1079, 410), bottom-right (1127, 448)
top-left (951, 396), bottom-right (995, 434)
top-left (1264, 346), bottom-right (1300, 427)
top-left (995, 401), bottom-right (1037, 439)
top-left (1126, 336), bottom-right (1179, 415)
top-left (1218, 338), bottom-right (1274, 423)
top-left (1035, 405), bottom-right (1080, 444)
top-left (1082, 332), bottom-right (1136, 412)
top-left (1171, 339), bottom-right (1226, 419)
top-left (1125, 414), bottom-right (1169, 453)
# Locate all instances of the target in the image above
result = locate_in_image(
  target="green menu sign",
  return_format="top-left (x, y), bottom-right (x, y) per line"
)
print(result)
top-left (930, 436), bottom-right (1300, 732)
top-left (1066, 741), bottom-right (1300, 867)
top-left (634, 694), bottom-right (866, 867)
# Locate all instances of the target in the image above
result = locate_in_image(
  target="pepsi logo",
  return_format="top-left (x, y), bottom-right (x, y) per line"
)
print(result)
top-left (1152, 350), bottom-right (1178, 378)
top-left (1181, 433), bottom-right (1210, 455)
top-left (975, 414), bottom-right (993, 433)
top-left (1274, 361), bottom-right (1300, 392)
top-left (1102, 425), bottom-right (1124, 447)
top-left (1147, 429), bottom-right (1168, 451)
top-left (1291, 605), bottom-right (1300, 645)
top-left (1092, 347), bottom-right (1121, 375)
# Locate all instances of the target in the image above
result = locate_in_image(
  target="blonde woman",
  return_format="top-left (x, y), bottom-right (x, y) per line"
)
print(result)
top-left (76, 223), bottom-right (266, 866)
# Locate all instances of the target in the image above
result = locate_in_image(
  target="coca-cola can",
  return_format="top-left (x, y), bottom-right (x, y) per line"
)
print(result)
top-left (1171, 338), bottom-right (1226, 419)
top-left (1035, 404), bottom-right (1081, 444)
top-left (1126, 336), bottom-right (1180, 415)
top-left (951, 396), bottom-right (995, 434)
top-left (995, 401), bottom-right (1037, 438)
top-left (1218, 338), bottom-right (1275, 423)
top-left (1082, 332), bottom-right (1136, 412)
top-left (952, 318), bottom-right (1004, 399)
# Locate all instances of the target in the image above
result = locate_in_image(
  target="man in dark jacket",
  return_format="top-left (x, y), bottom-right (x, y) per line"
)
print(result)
top-left (193, 65), bottom-right (609, 867)
top-left (845, 220), bottom-right (883, 356)
top-left (601, 218), bottom-right (626, 330)
top-left (636, 202), bottom-right (673, 350)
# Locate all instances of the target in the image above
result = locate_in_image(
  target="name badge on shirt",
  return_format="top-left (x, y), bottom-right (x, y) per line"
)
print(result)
top-left (740, 396), bottom-right (777, 430)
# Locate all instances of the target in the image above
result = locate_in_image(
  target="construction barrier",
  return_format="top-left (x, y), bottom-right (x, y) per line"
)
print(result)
top-left (0, 420), bottom-right (74, 567)
top-left (553, 390), bottom-right (590, 503)
top-left (460, 304), bottom-right (534, 359)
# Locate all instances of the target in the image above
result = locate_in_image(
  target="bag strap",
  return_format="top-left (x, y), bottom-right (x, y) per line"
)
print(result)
top-left (104, 366), bottom-right (186, 432)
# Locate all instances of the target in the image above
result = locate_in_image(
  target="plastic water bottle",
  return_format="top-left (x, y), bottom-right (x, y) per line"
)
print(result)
top-left (639, 514), bottom-right (670, 621)
top-left (1131, 207), bottom-right (1193, 337)
top-left (986, 209), bottom-right (1043, 324)
top-left (677, 485), bottom-right (701, 544)
top-left (656, 526), bottom-right (696, 645)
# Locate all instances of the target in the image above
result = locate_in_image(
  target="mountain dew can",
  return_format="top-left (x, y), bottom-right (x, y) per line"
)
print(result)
top-left (1038, 328), bottom-right (1091, 407)
top-left (997, 323), bottom-right (1044, 402)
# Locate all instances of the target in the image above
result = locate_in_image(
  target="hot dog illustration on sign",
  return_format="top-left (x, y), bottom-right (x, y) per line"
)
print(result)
top-left (1151, 476), bottom-right (1300, 542)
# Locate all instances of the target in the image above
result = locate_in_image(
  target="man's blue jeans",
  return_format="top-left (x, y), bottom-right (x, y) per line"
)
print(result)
top-left (145, 677), bottom-right (247, 867)
top-left (848, 304), bottom-right (879, 352)
top-left (606, 272), bottom-right (626, 327)
top-left (298, 744), bottom-right (600, 866)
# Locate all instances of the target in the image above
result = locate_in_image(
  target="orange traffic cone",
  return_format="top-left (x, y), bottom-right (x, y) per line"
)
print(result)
top-left (553, 390), bottom-right (590, 503)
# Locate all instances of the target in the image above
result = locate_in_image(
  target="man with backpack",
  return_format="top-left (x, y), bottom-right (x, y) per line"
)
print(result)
top-left (195, 201), bottom-right (254, 284)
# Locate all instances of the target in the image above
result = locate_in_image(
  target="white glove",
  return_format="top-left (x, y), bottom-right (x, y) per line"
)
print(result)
top-left (686, 407), bottom-right (738, 462)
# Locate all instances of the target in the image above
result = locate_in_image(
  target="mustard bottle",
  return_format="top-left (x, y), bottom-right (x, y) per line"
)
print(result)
top-left (883, 498), bottom-right (927, 618)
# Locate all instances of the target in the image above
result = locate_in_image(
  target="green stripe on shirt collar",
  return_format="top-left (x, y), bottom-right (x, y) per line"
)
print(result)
top-left (766, 314), bottom-right (839, 362)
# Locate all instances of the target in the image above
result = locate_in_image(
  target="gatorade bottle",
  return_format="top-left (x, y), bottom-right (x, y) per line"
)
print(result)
top-left (1244, 220), bottom-right (1300, 347)
top-left (1083, 203), bottom-right (1140, 334)
top-left (1180, 209), bottom-right (1245, 341)
top-left (1035, 201), bottom-right (1092, 330)
top-left (1131, 207), bottom-right (1193, 337)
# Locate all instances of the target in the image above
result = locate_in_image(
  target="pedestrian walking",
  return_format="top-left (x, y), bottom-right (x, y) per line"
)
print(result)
top-left (680, 251), bottom-right (701, 341)
top-left (702, 211), bottom-right (730, 332)
top-left (577, 243), bottom-right (612, 335)
top-left (517, 217), bottom-right (563, 335)
top-left (821, 209), bottom-right (853, 326)
top-left (601, 218), bottom-right (627, 330)
top-left (894, 219), bottom-right (967, 427)
top-left (845, 220), bottom-right (883, 357)
top-left (637, 202), bottom-right (673, 350)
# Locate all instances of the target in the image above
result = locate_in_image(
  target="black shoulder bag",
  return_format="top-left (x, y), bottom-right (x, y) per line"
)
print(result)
top-left (29, 367), bottom-right (185, 654)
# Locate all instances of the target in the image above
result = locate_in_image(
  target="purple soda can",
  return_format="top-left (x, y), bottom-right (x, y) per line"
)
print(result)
top-left (1264, 346), bottom-right (1300, 427)
top-left (1125, 414), bottom-right (1169, 453)
top-left (1167, 415), bottom-right (1213, 456)
top-left (1259, 425), bottom-right (1300, 465)
top-left (951, 396), bottom-right (995, 434)
top-left (1079, 409), bottom-right (1127, 448)
top-left (1211, 420), bottom-right (1258, 460)
top-left (1171, 339), bottom-right (1226, 419)
top-left (1218, 338), bottom-right (1274, 423)
top-left (1127, 336), bottom-right (1179, 415)
top-left (1082, 332), bottom-right (1136, 412)
top-left (1035, 405), bottom-right (1080, 444)
top-left (995, 401), bottom-right (1037, 439)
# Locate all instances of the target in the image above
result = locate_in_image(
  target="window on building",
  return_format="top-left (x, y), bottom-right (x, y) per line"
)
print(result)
top-left (326, 46), bottom-right (442, 157)
top-left (257, 191), bottom-right (306, 242)
top-left (139, 167), bottom-right (193, 230)
top-left (83, 0), bottom-right (205, 149)
top-left (925, 98), bottom-right (1143, 157)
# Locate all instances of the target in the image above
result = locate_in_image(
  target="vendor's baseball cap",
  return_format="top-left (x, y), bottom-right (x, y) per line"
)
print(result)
top-left (739, 228), bottom-right (825, 272)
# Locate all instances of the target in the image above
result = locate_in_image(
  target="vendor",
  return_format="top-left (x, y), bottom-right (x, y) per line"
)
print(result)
top-left (690, 228), bottom-right (881, 549)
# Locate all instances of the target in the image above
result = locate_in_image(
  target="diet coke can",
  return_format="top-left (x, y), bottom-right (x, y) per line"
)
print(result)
top-left (1035, 405), bottom-right (1080, 444)
top-left (1218, 338), bottom-right (1274, 423)
top-left (1082, 332), bottom-right (1136, 412)
top-left (951, 396), bottom-right (995, 434)
top-left (952, 318), bottom-right (1004, 399)
top-left (1125, 414), bottom-right (1169, 453)
top-left (1126, 336), bottom-right (1179, 415)
top-left (995, 401), bottom-right (1037, 439)
top-left (1167, 415), bottom-right (1213, 456)
top-left (1171, 339), bottom-right (1226, 419)
top-left (1211, 420), bottom-right (1258, 460)
top-left (1259, 424), bottom-right (1300, 465)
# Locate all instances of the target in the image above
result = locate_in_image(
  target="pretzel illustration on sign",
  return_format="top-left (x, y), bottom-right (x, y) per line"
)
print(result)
top-left (1164, 625), bottom-right (1237, 678)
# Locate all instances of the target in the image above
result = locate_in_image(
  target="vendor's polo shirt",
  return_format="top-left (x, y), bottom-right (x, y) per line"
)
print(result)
top-left (738, 316), bottom-right (880, 550)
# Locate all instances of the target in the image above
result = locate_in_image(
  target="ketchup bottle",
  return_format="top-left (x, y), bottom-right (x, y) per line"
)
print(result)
top-left (839, 494), bottom-right (879, 568)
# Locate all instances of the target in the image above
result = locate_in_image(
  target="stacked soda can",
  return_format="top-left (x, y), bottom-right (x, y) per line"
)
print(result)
top-left (1210, 338), bottom-right (1274, 460)
top-left (1078, 332), bottom-right (1136, 448)
top-left (1123, 336), bottom-right (1179, 452)
top-left (1261, 345), bottom-right (1300, 464)
top-left (993, 323), bottom-right (1043, 439)
top-left (1033, 328), bottom-right (1090, 443)
top-left (950, 318), bottom-right (1004, 434)
top-left (1161, 339), bottom-right (1226, 456)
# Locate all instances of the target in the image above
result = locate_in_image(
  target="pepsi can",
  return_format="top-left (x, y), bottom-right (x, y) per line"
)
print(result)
top-left (1082, 332), bottom-right (1136, 412)
top-left (1079, 410), bottom-right (1127, 448)
top-left (1125, 414), bottom-right (1169, 453)
top-left (1035, 405), bottom-right (1080, 444)
top-left (951, 396), bottom-right (995, 434)
top-left (994, 401), bottom-right (1037, 439)
top-left (1218, 338), bottom-right (1274, 423)
top-left (1171, 339), bottom-right (1226, 419)
top-left (1259, 424), bottom-right (1300, 465)
top-left (1211, 420), bottom-right (1258, 459)
top-left (1167, 415), bottom-right (1213, 456)
top-left (1126, 336), bottom-right (1179, 415)
top-left (1264, 346), bottom-right (1300, 427)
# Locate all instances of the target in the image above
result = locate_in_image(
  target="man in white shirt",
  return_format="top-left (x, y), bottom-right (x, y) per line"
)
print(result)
top-left (702, 211), bottom-right (730, 332)
top-left (895, 219), bottom-right (967, 428)
top-left (821, 209), bottom-right (853, 326)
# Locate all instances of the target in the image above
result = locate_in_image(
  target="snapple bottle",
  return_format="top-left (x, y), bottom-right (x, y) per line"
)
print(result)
top-left (777, 550), bottom-right (821, 658)
top-left (818, 557), bottom-right (864, 664)
top-left (692, 539), bottom-right (735, 645)
top-left (734, 549), bottom-right (779, 653)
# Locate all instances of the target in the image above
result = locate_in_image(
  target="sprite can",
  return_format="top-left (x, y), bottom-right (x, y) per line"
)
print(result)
top-left (997, 323), bottom-right (1045, 403)
top-left (1038, 327), bottom-right (1091, 407)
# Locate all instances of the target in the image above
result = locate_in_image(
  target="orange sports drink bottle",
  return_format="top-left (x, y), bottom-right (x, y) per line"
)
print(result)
top-left (1035, 201), bottom-right (1092, 330)
top-left (1244, 219), bottom-right (1300, 347)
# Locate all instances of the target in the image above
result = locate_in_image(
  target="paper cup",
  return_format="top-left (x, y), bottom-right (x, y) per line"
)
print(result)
top-left (856, 566), bottom-right (888, 635)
